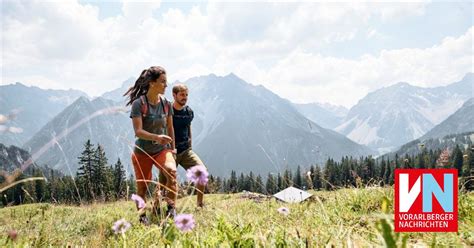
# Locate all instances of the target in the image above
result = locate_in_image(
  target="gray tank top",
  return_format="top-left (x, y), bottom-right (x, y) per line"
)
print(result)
top-left (130, 95), bottom-right (173, 155)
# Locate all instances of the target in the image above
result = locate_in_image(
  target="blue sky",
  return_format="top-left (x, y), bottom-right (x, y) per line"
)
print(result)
top-left (2, 0), bottom-right (473, 107)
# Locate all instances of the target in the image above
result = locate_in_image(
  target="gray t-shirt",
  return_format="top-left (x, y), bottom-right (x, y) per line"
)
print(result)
top-left (130, 96), bottom-right (173, 155)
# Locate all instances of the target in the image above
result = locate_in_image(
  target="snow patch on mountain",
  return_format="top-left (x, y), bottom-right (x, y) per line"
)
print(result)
top-left (345, 117), bottom-right (382, 145)
top-left (193, 95), bottom-right (225, 146)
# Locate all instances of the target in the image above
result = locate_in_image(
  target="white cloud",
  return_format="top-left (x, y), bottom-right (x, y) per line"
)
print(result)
top-left (8, 127), bottom-right (23, 134)
top-left (1, 0), bottom-right (471, 109)
top-left (0, 125), bottom-right (23, 134)
top-left (2, 0), bottom-right (102, 61)
top-left (122, 0), bottom-right (161, 22)
top-left (258, 26), bottom-right (473, 107)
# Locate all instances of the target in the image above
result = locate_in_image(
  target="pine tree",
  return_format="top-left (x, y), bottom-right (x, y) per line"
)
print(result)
top-left (247, 172), bottom-right (255, 192)
top-left (104, 165), bottom-right (115, 200)
top-left (113, 158), bottom-right (126, 199)
top-left (222, 178), bottom-right (229, 193)
top-left (33, 168), bottom-right (46, 202)
top-left (76, 140), bottom-right (95, 201)
top-left (429, 149), bottom-right (436, 169)
top-left (380, 157), bottom-right (386, 184)
top-left (255, 175), bottom-right (263, 193)
top-left (340, 157), bottom-right (351, 187)
top-left (389, 161), bottom-right (395, 185)
top-left (452, 145), bottom-right (464, 174)
top-left (383, 162), bottom-right (391, 185)
top-left (215, 176), bottom-right (223, 193)
top-left (416, 153), bottom-right (426, 169)
top-left (128, 174), bottom-right (137, 195)
top-left (238, 173), bottom-right (245, 192)
top-left (306, 166), bottom-right (315, 190)
top-left (367, 156), bottom-right (376, 182)
top-left (12, 173), bottom-right (26, 205)
top-left (283, 169), bottom-right (293, 188)
top-left (312, 166), bottom-right (322, 190)
top-left (394, 154), bottom-right (400, 169)
top-left (462, 146), bottom-right (474, 191)
top-left (61, 176), bottom-right (79, 204)
top-left (265, 173), bottom-right (277, 194)
top-left (348, 157), bottom-right (357, 187)
top-left (293, 166), bottom-right (303, 188)
top-left (229, 171), bottom-right (238, 193)
top-left (323, 159), bottom-right (334, 190)
top-left (92, 144), bottom-right (109, 200)
top-left (206, 175), bottom-right (216, 193)
top-left (403, 154), bottom-right (411, 169)
top-left (277, 173), bottom-right (283, 191)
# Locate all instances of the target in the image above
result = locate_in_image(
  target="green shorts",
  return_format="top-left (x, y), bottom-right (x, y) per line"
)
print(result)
top-left (159, 148), bottom-right (206, 184)
top-left (175, 148), bottom-right (204, 170)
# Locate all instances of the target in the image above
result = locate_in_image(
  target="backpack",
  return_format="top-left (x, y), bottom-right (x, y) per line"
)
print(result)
top-left (139, 95), bottom-right (169, 117)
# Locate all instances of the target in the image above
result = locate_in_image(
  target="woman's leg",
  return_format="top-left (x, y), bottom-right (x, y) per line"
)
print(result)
top-left (153, 150), bottom-right (177, 209)
top-left (131, 152), bottom-right (153, 208)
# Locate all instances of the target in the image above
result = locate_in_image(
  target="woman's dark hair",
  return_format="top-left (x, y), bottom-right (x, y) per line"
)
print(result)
top-left (124, 66), bottom-right (166, 106)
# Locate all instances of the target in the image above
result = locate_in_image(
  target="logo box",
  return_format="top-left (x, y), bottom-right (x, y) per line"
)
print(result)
top-left (394, 169), bottom-right (458, 232)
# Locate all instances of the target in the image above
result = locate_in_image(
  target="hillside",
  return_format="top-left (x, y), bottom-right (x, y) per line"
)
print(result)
top-left (0, 188), bottom-right (472, 246)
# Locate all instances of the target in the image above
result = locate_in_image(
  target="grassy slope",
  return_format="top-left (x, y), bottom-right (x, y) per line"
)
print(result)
top-left (1, 188), bottom-right (473, 247)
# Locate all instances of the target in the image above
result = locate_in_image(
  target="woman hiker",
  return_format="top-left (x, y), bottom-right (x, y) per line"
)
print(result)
top-left (124, 66), bottom-right (178, 224)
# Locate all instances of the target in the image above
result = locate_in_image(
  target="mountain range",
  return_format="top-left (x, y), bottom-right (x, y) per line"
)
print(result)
top-left (22, 96), bottom-right (134, 176)
top-left (293, 102), bottom-right (348, 129)
top-left (334, 73), bottom-right (473, 154)
top-left (0, 83), bottom-right (87, 146)
top-left (389, 98), bottom-right (474, 158)
top-left (3, 72), bottom-right (473, 176)
top-left (21, 74), bottom-right (372, 176)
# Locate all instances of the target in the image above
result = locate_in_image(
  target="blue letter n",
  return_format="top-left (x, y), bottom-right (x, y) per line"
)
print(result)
top-left (422, 174), bottom-right (453, 212)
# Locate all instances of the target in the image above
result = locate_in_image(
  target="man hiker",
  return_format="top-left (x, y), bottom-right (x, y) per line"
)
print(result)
top-left (159, 83), bottom-right (207, 208)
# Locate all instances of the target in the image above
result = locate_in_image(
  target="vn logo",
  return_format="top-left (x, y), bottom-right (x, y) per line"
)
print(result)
top-left (394, 169), bottom-right (458, 232)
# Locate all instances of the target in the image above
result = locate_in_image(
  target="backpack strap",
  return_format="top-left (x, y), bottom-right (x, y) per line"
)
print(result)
top-left (140, 95), bottom-right (148, 117)
top-left (160, 95), bottom-right (169, 116)
top-left (141, 95), bottom-right (168, 117)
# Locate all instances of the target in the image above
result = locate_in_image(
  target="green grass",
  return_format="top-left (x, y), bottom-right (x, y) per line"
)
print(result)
top-left (1, 188), bottom-right (473, 247)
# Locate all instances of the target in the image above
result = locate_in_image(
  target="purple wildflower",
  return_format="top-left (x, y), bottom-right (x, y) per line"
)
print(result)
top-left (112, 219), bottom-right (131, 234)
top-left (131, 194), bottom-right (146, 209)
top-left (186, 165), bottom-right (209, 185)
top-left (7, 230), bottom-right (17, 241)
top-left (174, 214), bottom-right (195, 232)
top-left (277, 207), bottom-right (290, 216)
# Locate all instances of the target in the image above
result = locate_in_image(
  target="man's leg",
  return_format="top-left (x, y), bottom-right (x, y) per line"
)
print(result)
top-left (196, 181), bottom-right (205, 207)
top-left (180, 148), bottom-right (206, 207)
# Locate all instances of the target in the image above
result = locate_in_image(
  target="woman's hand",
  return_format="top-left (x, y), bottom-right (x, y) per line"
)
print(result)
top-left (153, 134), bottom-right (172, 145)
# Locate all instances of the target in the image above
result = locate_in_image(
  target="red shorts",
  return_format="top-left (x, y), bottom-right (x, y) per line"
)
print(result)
top-left (131, 149), bottom-right (174, 183)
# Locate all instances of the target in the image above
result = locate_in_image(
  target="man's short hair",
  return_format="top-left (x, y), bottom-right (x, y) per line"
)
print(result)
top-left (172, 84), bottom-right (188, 95)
